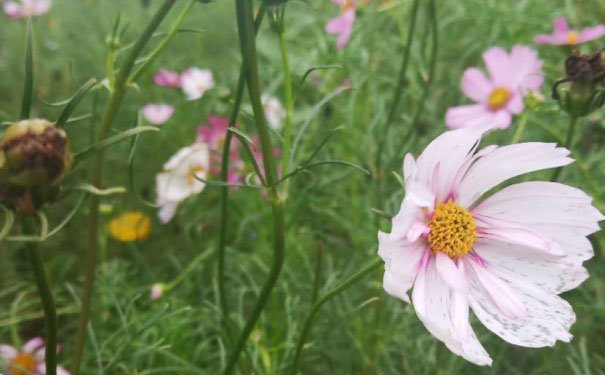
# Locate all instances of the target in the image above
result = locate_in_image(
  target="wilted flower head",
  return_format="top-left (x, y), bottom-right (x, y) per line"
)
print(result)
top-left (109, 211), bottom-right (151, 242)
top-left (261, 94), bottom-right (286, 131)
top-left (153, 69), bottom-right (181, 88)
top-left (150, 282), bottom-right (167, 300)
top-left (181, 68), bottom-right (215, 101)
top-left (325, 0), bottom-right (357, 49)
top-left (0, 119), bottom-right (72, 189)
top-left (3, 0), bottom-right (51, 20)
top-left (0, 337), bottom-right (69, 375)
top-left (446, 45), bottom-right (543, 129)
top-left (156, 143), bottom-right (210, 223)
top-left (378, 125), bottom-right (603, 366)
top-left (534, 16), bottom-right (605, 46)
top-left (141, 103), bottom-right (174, 125)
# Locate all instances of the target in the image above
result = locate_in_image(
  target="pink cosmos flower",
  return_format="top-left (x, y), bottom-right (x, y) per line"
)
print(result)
top-left (325, 0), bottom-right (356, 50)
top-left (378, 125), bottom-right (603, 366)
top-left (446, 45), bottom-right (544, 129)
top-left (141, 103), bottom-right (174, 125)
top-left (3, 0), bottom-right (51, 20)
top-left (534, 16), bottom-right (605, 46)
top-left (0, 337), bottom-right (69, 374)
top-left (196, 116), bottom-right (245, 184)
top-left (153, 69), bottom-right (181, 88)
top-left (150, 283), bottom-right (167, 300)
top-left (181, 68), bottom-right (215, 101)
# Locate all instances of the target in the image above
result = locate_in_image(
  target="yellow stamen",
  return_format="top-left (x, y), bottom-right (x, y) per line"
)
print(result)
top-left (9, 353), bottom-right (38, 375)
top-left (109, 211), bottom-right (151, 242)
top-left (187, 165), bottom-right (204, 184)
top-left (566, 31), bottom-right (580, 45)
top-left (427, 201), bottom-right (476, 259)
top-left (487, 87), bottom-right (512, 110)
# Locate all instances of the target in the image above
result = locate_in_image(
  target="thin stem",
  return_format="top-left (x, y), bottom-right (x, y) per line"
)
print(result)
top-left (130, 0), bottom-right (196, 83)
top-left (551, 115), bottom-right (578, 182)
top-left (217, 4), bottom-right (266, 321)
top-left (22, 218), bottom-right (58, 375)
top-left (166, 250), bottom-right (213, 290)
top-left (288, 259), bottom-right (382, 375)
top-left (510, 112), bottom-right (529, 144)
top-left (223, 2), bottom-right (286, 374)
top-left (71, 2), bottom-right (177, 373)
top-left (278, 19), bottom-right (294, 193)
top-left (20, 19), bottom-right (33, 120)
top-left (374, 0), bottom-right (421, 215)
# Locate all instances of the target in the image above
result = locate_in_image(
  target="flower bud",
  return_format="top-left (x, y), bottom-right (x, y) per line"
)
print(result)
top-left (553, 50), bottom-right (605, 118)
top-left (0, 119), bottom-right (72, 189)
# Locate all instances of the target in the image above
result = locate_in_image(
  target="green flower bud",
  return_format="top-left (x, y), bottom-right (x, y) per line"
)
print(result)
top-left (0, 119), bottom-right (72, 189)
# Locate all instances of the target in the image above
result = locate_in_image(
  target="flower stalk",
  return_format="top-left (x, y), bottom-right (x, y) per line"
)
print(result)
top-left (71, 1), bottom-right (177, 373)
top-left (223, 1), bottom-right (286, 374)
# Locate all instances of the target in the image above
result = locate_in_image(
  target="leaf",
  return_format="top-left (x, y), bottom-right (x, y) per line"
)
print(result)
top-left (55, 78), bottom-right (99, 128)
top-left (0, 206), bottom-right (15, 242)
top-left (73, 126), bottom-right (159, 165)
top-left (69, 184), bottom-right (127, 196)
top-left (299, 65), bottom-right (343, 85)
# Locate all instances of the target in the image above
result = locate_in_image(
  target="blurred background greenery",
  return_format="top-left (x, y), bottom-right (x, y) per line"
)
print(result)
top-left (1, 0), bottom-right (605, 373)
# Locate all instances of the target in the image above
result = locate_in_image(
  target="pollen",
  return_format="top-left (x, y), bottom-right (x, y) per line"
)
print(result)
top-left (566, 31), bottom-right (580, 45)
top-left (109, 211), bottom-right (151, 242)
top-left (487, 87), bottom-right (512, 110)
top-left (427, 201), bottom-right (476, 259)
top-left (187, 165), bottom-right (205, 184)
top-left (9, 353), bottom-right (38, 375)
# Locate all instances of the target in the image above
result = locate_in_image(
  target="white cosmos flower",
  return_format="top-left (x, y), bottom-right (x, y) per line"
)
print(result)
top-left (156, 143), bottom-right (210, 223)
top-left (261, 94), bottom-right (286, 131)
top-left (378, 125), bottom-right (603, 366)
top-left (181, 68), bottom-right (215, 101)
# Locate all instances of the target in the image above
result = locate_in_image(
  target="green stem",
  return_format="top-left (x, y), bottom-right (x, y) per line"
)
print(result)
top-left (20, 19), bottom-right (33, 120)
top-left (551, 115), bottom-right (578, 182)
top-left (374, 0), bottom-right (420, 211)
top-left (130, 0), bottom-right (196, 83)
top-left (510, 112), bottom-right (529, 144)
top-left (166, 250), bottom-right (213, 290)
top-left (22, 218), bottom-right (58, 375)
top-left (223, 2), bottom-right (286, 374)
top-left (288, 259), bottom-right (382, 375)
top-left (71, 2), bottom-right (177, 373)
top-left (217, 4), bottom-right (266, 320)
top-left (278, 23), bottom-right (294, 194)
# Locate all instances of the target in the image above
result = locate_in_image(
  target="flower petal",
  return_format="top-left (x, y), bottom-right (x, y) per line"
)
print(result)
top-left (0, 344), bottom-right (17, 359)
top-left (378, 235), bottom-right (425, 303)
top-left (508, 45), bottom-right (543, 93)
top-left (554, 16), bottom-right (569, 34)
top-left (435, 252), bottom-right (467, 293)
top-left (460, 68), bottom-right (493, 102)
top-left (482, 47), bottom-right (511, 86)
top-left (456, 142), bottom-right (573, 207)
top-left (445, 104), bottom-right (490, 129)
top-left (23, 337), bottom-right (45, 354)
top-left (579, 25), bottom-right (605, 42)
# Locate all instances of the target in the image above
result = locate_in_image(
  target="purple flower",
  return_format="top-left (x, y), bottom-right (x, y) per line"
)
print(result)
top-left (534, 16), bottom-right (605, 46)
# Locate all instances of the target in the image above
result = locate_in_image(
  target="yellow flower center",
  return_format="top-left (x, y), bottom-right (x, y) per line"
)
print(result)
top-left (566, 31), bottom-right (580, 45)
top-left (341, 0), bottom-right (355, 12)
top-left (187, 165), bottom-right (205, 184)
top-left (9, 353), bottom-right (38, 375)
top-left (109, 211), bottom-right (151, 242)
top-left (427, 201), bottom-right (476, 259)
top-left (487, 87), bottom-right (512, 110)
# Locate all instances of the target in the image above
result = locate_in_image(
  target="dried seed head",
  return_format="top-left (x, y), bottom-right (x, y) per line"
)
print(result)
top-left (0, 119), bottom-right (72, 189)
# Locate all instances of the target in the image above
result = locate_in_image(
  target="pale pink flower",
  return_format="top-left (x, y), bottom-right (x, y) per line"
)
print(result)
top-left (534, 16), bottom-right (605, 46)
top-left (325, 0), bottom-right (356, 50)
top-left (156, 143), bottom-right (210, 223)
top-left (261, 94), bottom-right (286, 131)
top-left (3, 0), bottom-right (51, 19)
top-left (181, 68), bottom-right (215, 101)
top-left (196, 116), bottom-right (244, 183)
top-left (378, 125), bottom-right (603, 366)
top-left (141, 103), bottom-right (174, 125)
top-left (153, 69), bottom-right (181, 88)
top-left (446, 45), bottom-right (543, 129)
top-left (0, 337), bottom-right (69, 374)
top-left (150, 283), bottom-right (167, 300)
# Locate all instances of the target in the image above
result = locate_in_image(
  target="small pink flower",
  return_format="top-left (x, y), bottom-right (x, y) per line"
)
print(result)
top-left (446, 45), bottom-right (543, 129)
top-left (196, 116), bottom-right (245, 184)
top-left (150, 283), bottom-right (167, 300)
top-left (141, 103), bottom-right (174, 125)
top-left (0, 337), bottom-right (69, 374)
top-left (325, 0), bottom-right (357, 50)
top-left (153, 69), bottom-right (181, 88)
top-left (197, 116), bottom-right (231, 150)
top-left (181, 68), bottom-right (215, 100)
top-left (3, 0), bottom-right (51, 20)
top-left (534, 16), bottom-right (605, 46)
top-left (379, 125), bottom-right (603, 366)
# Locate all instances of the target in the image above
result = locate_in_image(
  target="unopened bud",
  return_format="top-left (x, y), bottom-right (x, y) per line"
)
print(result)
top-left (0, 119), bottom-right (72, 189)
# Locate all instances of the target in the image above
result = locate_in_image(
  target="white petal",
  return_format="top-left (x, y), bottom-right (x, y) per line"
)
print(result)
top-left (405, 181), bottom-right (435, 209)
top-left (457, 143), bottom-right (573, 207)
top-left (22, 337), bottom-right (44, 353)
top-left (435, 252), bottom-right (467, 293)
top-left (468, 260), bottom-right (575, 347)
top-left (0, 344), bottom-right (17, 359)
top-left (403, 153), bottom-right (417, 182)
top-left (474, 238), bottom-right (589, 294)
top-left (158, 202), bottom-right (178, 223)
top-left (378, 233), bottom-right (425, 302)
